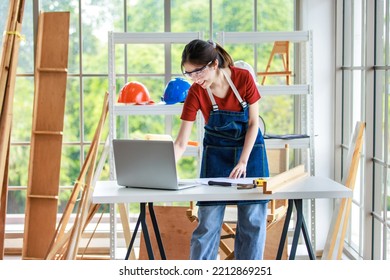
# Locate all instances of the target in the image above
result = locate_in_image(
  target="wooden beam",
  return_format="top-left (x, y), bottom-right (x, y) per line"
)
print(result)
top-left (0, 0), bottom-right (26, 256)
top-left (256, 165), bottom-right (308, 194)
top-left (321, 122), bottom-right (365, 260)
top-left (0, 0), bottom-right (26, 111)
top-left (0, 142), bottom-right (10, 259)
top-left (0, 0), bottom-right (21, 112)
top-left (0, 0), bottom-right (25, 206)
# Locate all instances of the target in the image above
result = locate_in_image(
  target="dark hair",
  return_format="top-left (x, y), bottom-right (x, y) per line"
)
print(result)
top-left (181, 39), bottom-right (234, 71)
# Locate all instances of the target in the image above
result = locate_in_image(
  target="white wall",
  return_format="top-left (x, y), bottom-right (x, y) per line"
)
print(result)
top-left (300, 0), bottom-right (336, 251)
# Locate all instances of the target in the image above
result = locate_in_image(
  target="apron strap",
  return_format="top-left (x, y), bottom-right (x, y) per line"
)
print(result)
top-left (221, 69), bottom-right (248, 109)
top-left (205, 68), bottom-right (248, 111)
top-left (206, 87), bottom-right (219, 111)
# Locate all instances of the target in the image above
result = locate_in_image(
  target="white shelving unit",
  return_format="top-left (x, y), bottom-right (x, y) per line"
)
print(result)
top-left (217, 30), bottom-right (316, 250)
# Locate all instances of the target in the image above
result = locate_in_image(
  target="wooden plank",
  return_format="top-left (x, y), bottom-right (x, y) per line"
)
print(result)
top-left (22, 11), bottom-right (70, 260)
top-left (335, 122), bottom-right (365, 259)
top-left (0, 0), bottom-right (26, 258)
top-left (0, 22), bottom-right (23, 253)
top-left (321, 122), bottom-right (365, 260)
top-left (0, 142), bottom-right (9, 259)
top-left (258, 165), bottom-right (308, 194)
top-left (257, 71), bottom-right (292, 76)
top-left (0, 19), bottom-right (23, 203)
top-left (0, 0), bottom-right (26, 113)
top-left (264, 214), bottom-right (288, 260)
top-left (0, 0), bottom-right (19, 112)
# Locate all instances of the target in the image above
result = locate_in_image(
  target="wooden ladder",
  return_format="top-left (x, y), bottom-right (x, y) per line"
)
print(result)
top-left (257, 41), bottom-right (292, 85)
top-left (22, 11), bottom-right (70, 260)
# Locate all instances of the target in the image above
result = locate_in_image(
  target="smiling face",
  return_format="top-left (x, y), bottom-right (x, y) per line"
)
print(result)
top-left (183, 60), bottom-right (217, 88)
top-left (181, 39), bottom-right (221, 88)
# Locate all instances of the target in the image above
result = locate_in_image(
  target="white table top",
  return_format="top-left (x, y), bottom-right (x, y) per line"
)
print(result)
top-left (92, 176), bottom-right (352, 204)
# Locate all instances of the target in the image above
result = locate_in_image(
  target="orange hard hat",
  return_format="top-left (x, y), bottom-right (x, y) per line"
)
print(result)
top-left (117, 81), bottom-right (154, 105)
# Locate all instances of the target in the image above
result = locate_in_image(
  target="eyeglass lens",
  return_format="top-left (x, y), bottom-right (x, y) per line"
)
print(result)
top-left (183, 61), bottom-right (212, 79)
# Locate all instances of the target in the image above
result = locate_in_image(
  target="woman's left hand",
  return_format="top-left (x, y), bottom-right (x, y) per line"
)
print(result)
top-left (229, 162), bottom-right (247, 179)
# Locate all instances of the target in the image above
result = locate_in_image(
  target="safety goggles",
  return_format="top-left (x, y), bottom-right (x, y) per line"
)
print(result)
top-left (183, 61), bottom-right (213, 79)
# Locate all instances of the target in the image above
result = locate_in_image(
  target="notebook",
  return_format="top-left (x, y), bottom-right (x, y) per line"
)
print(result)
top-left (112, 139), bottom-right (198, 190)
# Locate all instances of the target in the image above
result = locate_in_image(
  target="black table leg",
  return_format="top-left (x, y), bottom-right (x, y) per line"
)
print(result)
top-left (289, 200), bottom-right (303, 259)
top-left (276, 199), bottom-right (294, 259)
top-left (148, 203), bottom-right (167, 260)
top-left (294, 200), bottom-right (315, 260)
top-left (124, 202), bottom-right (166, 260)
top-left (276, 199), bottom-right (316, 260)
top-left (125, 210), bottom-right (141, 260)
top-left (139, 203), bottom-right (154, 259)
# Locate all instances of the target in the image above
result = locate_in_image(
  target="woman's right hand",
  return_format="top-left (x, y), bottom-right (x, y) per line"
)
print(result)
top-left (174, 120), bottom-right (194, 162)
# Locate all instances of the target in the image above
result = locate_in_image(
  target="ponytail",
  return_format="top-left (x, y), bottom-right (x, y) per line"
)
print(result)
top-left (214, 42), bottom-right (234, 67)
top-left (181, 39), bottom-right (234, 70)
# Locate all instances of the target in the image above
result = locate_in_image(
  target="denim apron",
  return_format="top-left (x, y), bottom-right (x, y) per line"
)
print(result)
top-left (198, 69), bottom-right (269, 206)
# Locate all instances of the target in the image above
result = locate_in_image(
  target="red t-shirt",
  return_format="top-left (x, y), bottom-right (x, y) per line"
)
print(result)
top-left (181, 66), bottom-right (261, 123)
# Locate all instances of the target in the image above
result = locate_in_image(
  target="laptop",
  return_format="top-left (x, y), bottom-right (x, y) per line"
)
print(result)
top-left (112, 139), bottom-right (198, 190)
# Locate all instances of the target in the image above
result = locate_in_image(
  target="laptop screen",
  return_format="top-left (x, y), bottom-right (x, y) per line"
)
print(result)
top-left (112, 139), bottom-right (181, 190)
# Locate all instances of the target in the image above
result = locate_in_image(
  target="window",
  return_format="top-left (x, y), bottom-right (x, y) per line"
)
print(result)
top-left (336, 0), bottom-right (390, 259)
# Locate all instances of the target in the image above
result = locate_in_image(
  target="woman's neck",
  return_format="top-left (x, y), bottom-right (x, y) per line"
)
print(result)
top-left (209, 67), bottom-right (230, 98)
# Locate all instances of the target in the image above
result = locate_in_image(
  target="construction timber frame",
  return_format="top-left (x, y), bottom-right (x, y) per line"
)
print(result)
top-left (0, 0), bottom-right (26, 259)
top-left (22, 11), bottom-right (70, 260)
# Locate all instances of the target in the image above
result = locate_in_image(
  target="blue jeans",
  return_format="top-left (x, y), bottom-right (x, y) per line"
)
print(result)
top-left (190, 203), bottom-right (268, 260)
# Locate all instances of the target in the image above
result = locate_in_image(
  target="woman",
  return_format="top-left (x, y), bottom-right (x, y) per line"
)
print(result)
top-left (174, 39), bottom-right (269, 260)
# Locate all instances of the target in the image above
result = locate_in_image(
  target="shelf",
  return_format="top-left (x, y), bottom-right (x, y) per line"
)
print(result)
top-left (112, 84), bottom-right (311, 116)
top-left (258, 84), bottom-right (310, 96)
top-left (113, 103), bottom-right (184, 116)
top-left (109, 32), bottom-right (202, 44)
top-left (217, 31), bottom-right (310, 44)
top-left (264, 137), bottom-right (310, 149)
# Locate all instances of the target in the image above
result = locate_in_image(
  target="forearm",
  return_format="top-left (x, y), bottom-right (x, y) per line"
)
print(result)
top-left (238, 122), bottom-right (258, 164)
top-left (229, 102), bottom-right (260, 178)
top-left (174, 141), bottom-right (187, 162)
top-left (174, 120), bottom-right (194, 162)
top-left (239, 101), bottom-right (260, 164)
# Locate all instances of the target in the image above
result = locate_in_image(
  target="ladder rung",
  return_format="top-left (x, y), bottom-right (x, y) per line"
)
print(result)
top-left (33, 130), bottom-right (63, 135)
top-left (37, 67), bottom-right (68, 73)
top-left (257, 71), bottom-right (292, 76)
top-left (28, 194), bottom-right (58, 199)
